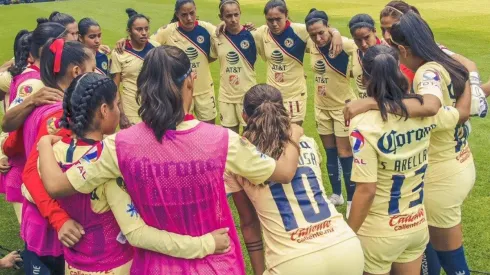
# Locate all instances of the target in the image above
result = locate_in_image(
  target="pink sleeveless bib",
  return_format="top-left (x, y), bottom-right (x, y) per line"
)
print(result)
top-left (57, 139), bottom-right (133, 271)
top-left (21, 103), bottom-right (63, 257)
top-left (116, 122), bottom-right (245, 275)
top-left (1, 71), bottom-right (39, 203)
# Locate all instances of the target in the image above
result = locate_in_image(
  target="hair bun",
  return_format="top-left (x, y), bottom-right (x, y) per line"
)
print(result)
top-left (308, 8), bottom-right (317, 13)
top-left (49, 11), bottom-right (60, 20)
top-left (37, 17), bottom-right (49, 25)
top-left (126, 8), bottom-right (138, 18)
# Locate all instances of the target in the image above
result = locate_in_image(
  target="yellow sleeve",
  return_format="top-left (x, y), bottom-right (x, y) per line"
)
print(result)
top-left (0, 71), bottom-right (11, 93)
top-left (210, 32), bottom-right (219, 59)
top-left (9, 78), bottom-right (44, 109)
top-left (413, 65), bottom-right (444, 103)
top-left (225, 130), bottom-right (276, 185)
top-left (252, 27), bottom-right (266, 61)
top-left (432, 106), bottom-right (459, 132)
top-left (292, 23), bottom-right (309, 42)
top-left (343, 38), bottom-right (357, 56)
top-left (151, 25), bottom-right (171, 45)
top-left (21, 184), bottom-right (34, 203)
top-left (110, 50), bottom-right (122, 74)
top-left (349, 121), bottom-right (378, 183)
top-left (66, 134), bottom-right (121, 194)
top-left (224, 171), bottom-right (243, 194)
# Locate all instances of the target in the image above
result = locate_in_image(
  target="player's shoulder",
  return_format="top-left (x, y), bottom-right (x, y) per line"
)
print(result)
top-left (197, 20), bottom-right (216, 32)
top-left (415, 61), bottom-right (451, 84)
top-left (342, 37), bottom-right (357, 52)
top-left (350, 110), bottom-right (382, 133)
top-left (149, 39), bottom-right (161, 47)
top-left (290, 22), bottom-right (306, 32)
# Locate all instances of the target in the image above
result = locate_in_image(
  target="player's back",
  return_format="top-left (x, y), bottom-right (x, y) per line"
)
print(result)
top-left (349, 108), bottom-right (459, 237)
top-left (228, 136), bottom-right (356, 269)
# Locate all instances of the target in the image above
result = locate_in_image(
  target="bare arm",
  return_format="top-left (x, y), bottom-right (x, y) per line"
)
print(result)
top-left (451, 54), bottom-right (478, 72)
top-left (232, 191), bottom-right (265, 275)
top-left (267, 125), bottom-right (303, 184)
top-left (455, 81), bottom-right (471, 124)
top-left (347, 182), bottom-right (376, 234)
top-left (482, 79), bottom-right (490, 97)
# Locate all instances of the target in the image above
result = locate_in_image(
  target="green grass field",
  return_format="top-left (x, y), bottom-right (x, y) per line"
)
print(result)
top-left (0, 0), bottom-right (489, 274)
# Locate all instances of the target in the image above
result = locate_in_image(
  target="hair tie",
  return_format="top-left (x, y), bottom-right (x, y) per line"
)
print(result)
top-left (385, 6), bottom-right (404, 15)
top-left (219, 0), bottom-right (240, 10)
top-left (176, 67), bottom-right (192, 83)
top-left (73, 73), bottom-right (90, 92)
top-left (49, 39), bottom-right (65, 73)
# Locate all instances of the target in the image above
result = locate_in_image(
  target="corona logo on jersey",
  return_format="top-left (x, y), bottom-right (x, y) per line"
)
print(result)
top-left (389, 208), bottom-right (426, 232)
top-left (350, 130), bottom-right (365, 154)
top-left (377, 124), bottom-right (436, 154)
top-left (226, 51), bottom-right (240, 65)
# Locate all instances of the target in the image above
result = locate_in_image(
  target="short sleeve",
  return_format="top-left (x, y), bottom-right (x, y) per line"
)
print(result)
top-left (292, 23), bottom-right (309, 42)
top-left (104, 178), bottom-right (145, 235)
top-left (432, 106), bottom-right (459, 132)
top-left (225, 130), bottom-right (276, 185)
top-left (151, 25), bottom-right (171, 45)
top-left (252, 27), bottom-right (266, 61)
top-left (110, 50), bottom-right (122, 74)
top-left (224, 171), bottom-right (243, 194)
top-left (349, 127), bottom-right (378, 183)
top-left (9, 78), bottom-right (44, 109)
top-left (66, 134), bottom-right (121, 194)
top-left (0, 71), bottom-right (11, 93)
top-left (413, 66), bottom-right (444, 104)
top-left (343, 38), bottom-right (357, 56)
top-left (210, 32), bottom-right (219, 59)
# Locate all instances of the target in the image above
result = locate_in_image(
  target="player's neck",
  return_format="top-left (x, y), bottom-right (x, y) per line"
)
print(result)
top-left (81, 131), bottom-right (103, 142)
top-left (226, 25), bottom-right (241, 35)
top-left (130, 39), bottom-right (146, 51)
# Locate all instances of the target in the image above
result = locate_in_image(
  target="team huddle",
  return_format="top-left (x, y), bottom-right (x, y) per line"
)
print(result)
top-left (0, 0), bottom-right (488, 274)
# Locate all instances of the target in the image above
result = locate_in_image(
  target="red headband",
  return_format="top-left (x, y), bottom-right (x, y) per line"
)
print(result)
top-left (49, 39), bottom-right (65, 74)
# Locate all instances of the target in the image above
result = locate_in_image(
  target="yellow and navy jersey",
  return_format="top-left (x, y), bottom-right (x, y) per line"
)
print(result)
top-left (308, 37), bottom-right (357, 110)
top-left (352, 49), bottom-right (368, 99)
top-left (349, 107), bottom-right (460, 237)
top-left (0, 71), bottom-right (11, 93)
top-left (226, 136), bottom-right (356, 269)
top-left (110, 40), bottom-right (159, 120)
top-left (212, 28), bottom-right (257, 104)
top-left (412, 62), bottom-right (473, 174)
top-left (151, 21), bottom-right (217, 96)
top-left (95, 51), bottom-right (110, 76)
top-left (254, 22), bottom-right (308, 101)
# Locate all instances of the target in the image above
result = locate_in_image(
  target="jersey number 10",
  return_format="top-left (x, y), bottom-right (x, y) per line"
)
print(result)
top-left (269, 167), bottom-right (331, 232)
top-left (388, 164), bottom-right (427, 215)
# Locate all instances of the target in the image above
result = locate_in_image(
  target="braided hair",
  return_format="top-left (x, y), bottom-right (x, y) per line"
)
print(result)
top-left (8, 29), bottom-right (32, 77)
top-left (61, 73), bottom-right (118, 138)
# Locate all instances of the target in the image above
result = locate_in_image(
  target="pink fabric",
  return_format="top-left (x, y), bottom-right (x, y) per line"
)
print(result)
top-left (20, 102), bottom-right (63, 257)
top-left (116, 122), bottom-right (245, 275)
top-left (58, 177), bottom-right (133, 271)
top-left (1, 71), bottom-right (39, 202)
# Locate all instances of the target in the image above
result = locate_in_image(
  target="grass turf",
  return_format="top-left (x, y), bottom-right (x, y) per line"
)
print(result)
top-left (0, 0), bottom-right (489, 274)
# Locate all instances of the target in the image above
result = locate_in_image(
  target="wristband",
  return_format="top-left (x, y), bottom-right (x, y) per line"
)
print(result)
top-left (469, 71), bottom-right (481, 86)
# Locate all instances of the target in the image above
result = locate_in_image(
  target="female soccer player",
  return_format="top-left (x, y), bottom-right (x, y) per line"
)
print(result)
top-left (348, 44), bottom-right (470, 275)
top-left (380, 0), bottom-right (487, 117)
top-left (226, 84), bottom-right (364, 275)
top-left (150, 0), bottom-right (218, 124)
top-left (47, 11), bottom-right (78, 41)
top-left (304, 9), bottom-right (356, 213)
top-left (37, 45), bottom-right (303, 275)
top-left (78, 18), bottom-right (110, 75)
top-left (19, 72), bottom-right (232, 274)
top-left (111, 8), bottom-right (159, 128)
top-left (213, 0), bottom-right (257, 133)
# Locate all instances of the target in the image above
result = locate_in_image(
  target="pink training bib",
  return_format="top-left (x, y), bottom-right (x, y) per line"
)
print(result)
top-left (116, 122), bottom-right (245, 275)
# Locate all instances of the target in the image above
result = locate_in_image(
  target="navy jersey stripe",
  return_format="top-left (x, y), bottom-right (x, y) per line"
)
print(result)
top-left (223, 29), bottom-right (257, 70)
top-left (177, 24), bottom-right (211, 57)
top-left (269, 26), bottom-right (306, 65)
top-left (317, 44), bottom-right (349, 77)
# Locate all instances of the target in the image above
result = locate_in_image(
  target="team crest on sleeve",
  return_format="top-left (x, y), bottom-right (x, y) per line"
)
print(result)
top-left (47, 117), bottom-right (62, 134)
top-left (80, 143), bottom-right (104, 163)
top-left (422, 70), bottom-right (440, 81)
top-left (350, 130), bottom-right (365, 153)
top-left (240, 40), bottom-right (250, 50)
top-left (19, 85), bottom-right (33, 97)
top-left (284, 38), bottom-right (295, 48)
top-left (197, 35), bottom-right (205, 44)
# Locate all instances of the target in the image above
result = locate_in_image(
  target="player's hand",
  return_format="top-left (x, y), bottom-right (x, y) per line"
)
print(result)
top-left (243, 22), bottom-right (256, 31)
top-left (0, 250), bottom-right (22, 269)
top-left (211, 228), bottom-right (231, 254)
top-left (58, 219), bottom-right (85, 248)
top-left (0, 157), bottom-right (11, 174)
top-left (343, 98), bottom-right (375, 126)
top-left (115, 38), bottom-right (126, 55)
top-left (290, 124), bottom-right (304, 143)
top-left (470, 84), bottom-right (488, 118)
top-left (99, 44), bottom-right (111, 55)
top-left (216, 21), bottom-right (226, 36)
top-left (26, 86), bottom-right (63, 107)
top-left (329, 30), bottom-right (343, 57)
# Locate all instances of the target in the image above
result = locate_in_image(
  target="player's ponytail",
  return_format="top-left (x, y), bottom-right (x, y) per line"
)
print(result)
top-left (126, 8), bottom-right (150, 30)
top-left (61, 73), bottom-right (118, 138)
top-left (363, 45), bottom-right (422, 121)
top-left (49, 11), bottom-right (76, 27)
top-left (243, 84), bottom-right (297, 160)
top-left (349, 14), bottom-right (376, 36)
top-left (391, 12), bottom-right (468, 98)
top-left (8, 30), bottom-right (32, 77)
top-left (136, 45), bottom-right (190, 142)
top-left (30, 22), bottom-right (67, 60)
top-left (380, 0), bottom-right (420, 20)
top-left (40, 39), bottom-right (91, 90)
top-left (304, 8), bottom-right (328, 27)
top-left (171, 0), bottom-right (195, 23)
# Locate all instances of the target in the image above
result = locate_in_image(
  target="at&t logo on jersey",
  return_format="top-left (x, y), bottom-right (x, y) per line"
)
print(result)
top-left (185, 47), bottom-right (199, 60)
top-left (226, 51), bottom-right (240, 65)
top-left (225, 51), bottom-right (242, 75)
top-left (314, 60), bottom-right (326, 75)
top-left (377, 125), bottom-right (436, 154)
top-left (271, 50), bottom-right (284, 64)
top-left (350, 130), bottom-right (365, 154)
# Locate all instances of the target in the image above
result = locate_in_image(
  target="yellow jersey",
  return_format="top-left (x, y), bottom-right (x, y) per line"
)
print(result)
top-left (212, 28), bottom-right (257, 104)
top-left (412, 62), bottom-right (473, 179)
top-left (254, 22), bottom-right (308, 102)
top-left (110, 40), bottom-right (159, 122)
top-left (226, 136), bottom-right (356, 269)
top-left (349, 107), bottom-right (460, 237)
top-left (151, 21), bottom-right (217, 96)
top-left (0, 71), bottom-right (11, 94)
top-left (308, 37), bottom-right (357, 110)
top-left (10, 68), bottom-right (44, 109)
top-left (351, 49), bottom-right (368, 99)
